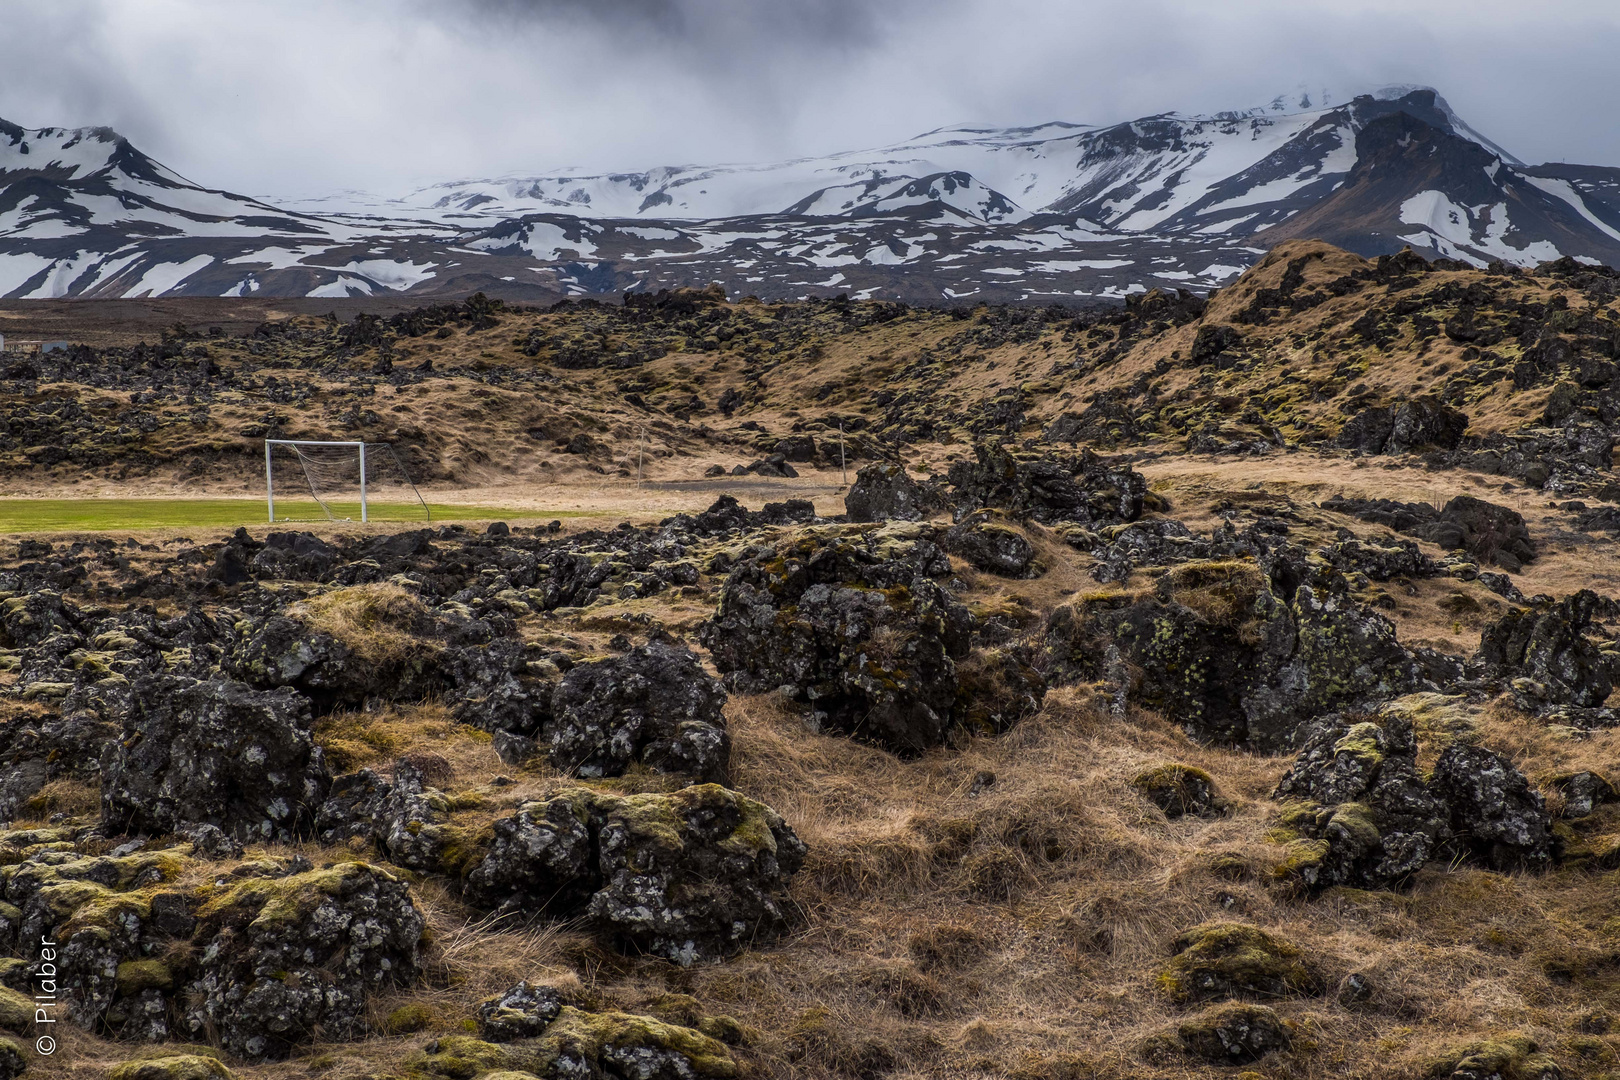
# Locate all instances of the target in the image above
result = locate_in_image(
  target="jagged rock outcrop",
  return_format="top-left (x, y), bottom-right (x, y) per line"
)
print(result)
top-left (1045, 552), bottom-right (1451, 750)
top-left (1477, 590), bottom-right (1615, 710)
top-left (548, 642), bottom-right (730, 784)
top-left (0, 844), bottom-right (420, 1062)
top-left (1322, 494), bottom-right (1536, 570)
top-left (181, 861), bottom-right (424, 1060)
top-left (464, 784), bottom-right (805, 964)
top-left (700, 526), bottom-right (980, 752)
top-left (845, 462), bottom-right (939, 523)
top-left (946, 441), bottom-right (1147, 526)
top-left (943, 511), bottom-right (1037, 577)
top-left (1271, 711), bottom-right (1556, 891)
top-left (1337, 397), bottom-right (1468, 455)
top-left (100, 675), bottom-right (331, 842)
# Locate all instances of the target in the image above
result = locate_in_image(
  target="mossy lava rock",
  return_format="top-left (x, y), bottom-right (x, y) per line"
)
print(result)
top-left (1158, 923), bottom-right (1322, 1002)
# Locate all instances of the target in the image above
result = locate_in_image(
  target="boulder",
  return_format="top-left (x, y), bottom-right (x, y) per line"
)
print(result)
top-left (1555, 771), bottom-right (1617, 818)
top-left (845, 462), bottom-right (938, 523)
top-left (1271, 710), bottom-right (1555, 889)
top-left (1323, 494), bottom-right (1535, 570)
top-left (1477, 590), bottom-right (1613, 709)
top-left (1159, 923), bottom-right (1320, 1002)
top-left (478, 981), bottom-right (566, 1042)
top-left (225, 585), bottom-right (446, 710)
top-left (1431, 744), bottom-right (1558, 871)
top-left (1046, 554), bottom-right (1438, 750)
top-left (1171, 1003), bottom-right (1291, 1064)
top-left (1, 847), bottom-right (420, 1062)
top-left (946, 441), bottom-right (1147, 526)
top-left (464, 784), bottom-right (805, 964)
top-left (180, 861), bottom-right (423, 1060)
top-left (944, 512), bottom-right (1036, 577)
top-left (100, 675), bottom-right (331, 842)
top-left (699, 528), bottom-right (978, 752)
top-left (548, 642), bottom-right (731, 784)
top-left (1337, 398), bottom-right (1468, 455)
top-left (1132, 765), bottom-right (1229, 819)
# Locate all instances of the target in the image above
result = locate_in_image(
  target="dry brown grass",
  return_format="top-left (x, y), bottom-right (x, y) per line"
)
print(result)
top-left (290, 583), bottom-right (437, 668)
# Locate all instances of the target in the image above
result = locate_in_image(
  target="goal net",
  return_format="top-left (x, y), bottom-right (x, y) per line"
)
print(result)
top-left (265, 440), bottom-right (431, 523)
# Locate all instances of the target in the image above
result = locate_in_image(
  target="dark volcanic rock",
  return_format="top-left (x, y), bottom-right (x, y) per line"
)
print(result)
top-left (1045, 554), bottom-right (1444, 750)
top-left (946, 441), bottom-right (1146, 526)
top-left (100, 675), bottom-right (331, 842)
top-left (944, 511), bottom-right (1036, 577)
top-left (1337, 398), bottom-right (1468, 454)
top-left (477, 981), bottom-right (566, 1042)
top-left (181, 861), bottom-right (423, 1060)
top-left (1172, 1003), bottom-right (1291, 1064)
top-left (1271, 713), bottom-right (1454, 890)
top-left (1477, 590), bottom-right (1613, 709)
top-left (699, 526), bottom-right (979, 752)
top-left (548, 642), bottom-right (730, 784)
top-left (464, 784), bottom-right (806, 964)
top-left (1432, 743), bottom-right (1558, 870)
top-left (1322, 494), bottom-right (1536, 569)
top-left (845, 462), bottom-right (937, 523)
top-left (1272, 711), bottom-right (1556, 889)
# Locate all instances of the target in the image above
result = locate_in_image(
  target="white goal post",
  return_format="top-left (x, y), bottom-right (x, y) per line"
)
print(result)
top-left (264, 439), bottom-right (431, 524)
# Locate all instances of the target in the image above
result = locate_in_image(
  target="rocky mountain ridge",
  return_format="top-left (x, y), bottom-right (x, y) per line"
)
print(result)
top-left (3, 88), bottom-right (1619, 305)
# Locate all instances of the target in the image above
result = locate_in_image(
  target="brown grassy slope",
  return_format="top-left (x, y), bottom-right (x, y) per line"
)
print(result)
top-left (8, 239), bottom-right (1615, 500)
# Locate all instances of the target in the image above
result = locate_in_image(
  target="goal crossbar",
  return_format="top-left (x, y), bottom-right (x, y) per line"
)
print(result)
top-left (265, 439), bottom-right (430, 525)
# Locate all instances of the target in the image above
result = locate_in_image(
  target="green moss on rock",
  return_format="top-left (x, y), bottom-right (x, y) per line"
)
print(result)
top-left (107, 1054), bottom-right (237, 1080)
top-left (1158, 922), bottom-right (1322, 1002)
top-left (0, 988), bottom-right (29, 1035)
top-left (116, 959), bottom-right (174, 997)
top-left (1423, 1033), bottom-right (1560, 1080)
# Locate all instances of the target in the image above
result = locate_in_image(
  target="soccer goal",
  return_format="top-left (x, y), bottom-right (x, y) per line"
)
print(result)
top-left (264, 440), bottom-right (431, 523)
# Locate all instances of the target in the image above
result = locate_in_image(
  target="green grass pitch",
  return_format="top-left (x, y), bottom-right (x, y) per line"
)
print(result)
top-left (0, 498), bottom-right (551, 533)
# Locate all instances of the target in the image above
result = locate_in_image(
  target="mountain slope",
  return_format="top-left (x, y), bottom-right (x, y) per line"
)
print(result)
top-left (2, 87), bottom-right (1619, 303)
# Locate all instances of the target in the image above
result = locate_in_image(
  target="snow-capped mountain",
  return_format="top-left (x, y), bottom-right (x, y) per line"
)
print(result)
top-left (3, 87), bottom-right (1619, 303)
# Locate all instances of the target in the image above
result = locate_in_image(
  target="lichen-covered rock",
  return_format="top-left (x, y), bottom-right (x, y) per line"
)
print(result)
top-left (1555, 771), bottom-right (1617, 818)
top-left (444, 636), bottom-right (557, 763)
top-left (181, 861), bottom-right (423, 1060)
top-left (1047, 554), bottom-right (1439, 750)
top-left (1132, 765), bottom-right (1229, 819)
top-left (224, 585), bottom-right (446, 710)
top-left (1158, 923), bottom-right (1321, 1003)
top-left (464, 790), bottom-right (597, 917)
top-left (407, 1007), bottom-right (739, 1080)
top-left (1431, 744), bottom-right (1558, 871)
top-left (1272, 709), bottom-right (1556, 888)
top-left (1478, 590), bottom-right (1613, 709)
top-left (1270, 714), bottom-right (1453, 890)
top-left (845, 462), bottom-right (936, 523)
top-left (465, 785), bottom-right (805, 964)
top-left (0, 847), bottom-right (419, 1061)
top-left (699, 527), bottom-right (977, 752)
top-left (1323, 494), bottom-right (1536, 570)
top-left (548, 643), bottom-right (730, 784)
top-left (946, 440), bottom-right (1146, 526)
top-left (1321, 535), bottom-right (1440, 581)
top-left (1423, 1034), bottom-right (1563, 1080)
top-left (1168, 1003), bottom-right (1291, 1064)
top-left (100, 675), bottom-right (330, 842)
top-left (944, 512), bottom-right (1036, 577)
top-left (478, 981), bottom-right (566, 1042)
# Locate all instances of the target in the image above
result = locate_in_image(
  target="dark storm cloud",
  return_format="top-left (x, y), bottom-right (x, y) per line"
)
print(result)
top-left (0, 1), bottom-right (1617, 197)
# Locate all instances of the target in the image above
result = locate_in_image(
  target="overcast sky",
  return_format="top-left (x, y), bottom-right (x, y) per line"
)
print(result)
top-left (3, 0), bottom-right (1619, 197)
